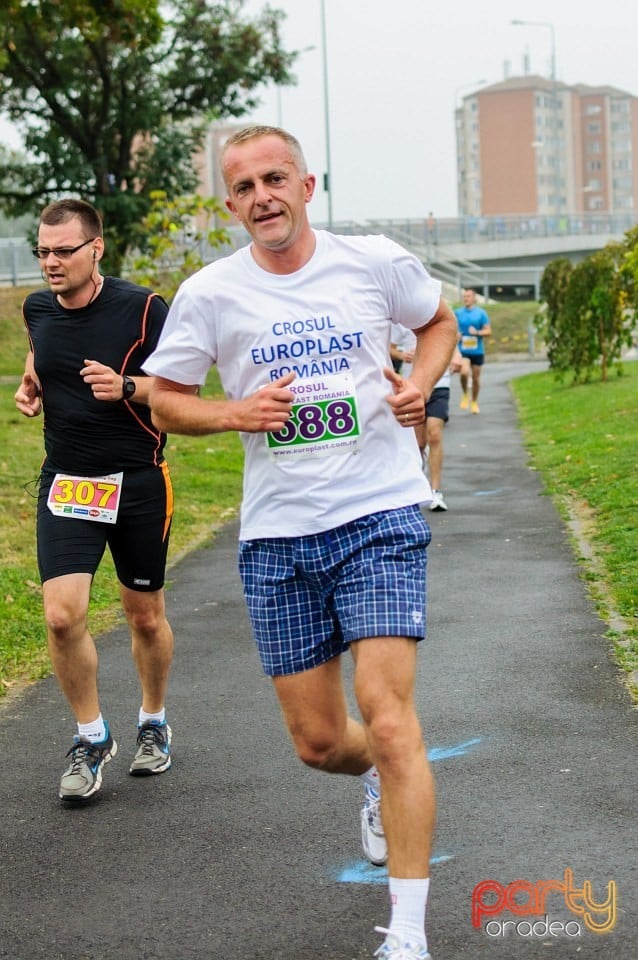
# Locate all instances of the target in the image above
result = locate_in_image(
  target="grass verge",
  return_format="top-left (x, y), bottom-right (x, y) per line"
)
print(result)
top-left (511, 362), bottom-right (638, 701)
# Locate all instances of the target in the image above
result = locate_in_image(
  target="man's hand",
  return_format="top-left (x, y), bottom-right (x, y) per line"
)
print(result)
top-left (383, 366), bottom-right (426, 427)
top-left (80, 359), bottom-right (126, 401)
top-left (234, 372), bottom-right (297, 433)
top-left (450, 347), bottom-right (463, 374)
top-left (150, 371), bottom-right (297, 436)
top-left (14, 373), bottom-right (42, 418)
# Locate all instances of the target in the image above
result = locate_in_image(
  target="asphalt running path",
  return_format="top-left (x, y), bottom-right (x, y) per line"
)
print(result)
top-left (1, 360), bottom-right (636, 959)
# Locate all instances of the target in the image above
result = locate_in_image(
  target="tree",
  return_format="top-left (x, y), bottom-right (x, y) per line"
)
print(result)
top-left (536, 257), bottom-right (573, 374)
top-left (0, 0), bottom-right (296, 271)
top-left (620, 225), bottom-right (638, 316)
top-left (538, 246), bottom-right (633, 384)
top-left (562, 244), bottom-right (631, 383)
top-left (127, 189), bottom-right (231, 303)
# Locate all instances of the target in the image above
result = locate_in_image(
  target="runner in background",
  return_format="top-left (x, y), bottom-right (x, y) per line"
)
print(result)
top-left (391, 323), bottom-right (462, 511)
top-left (455, 288), bottom-right (491, 414)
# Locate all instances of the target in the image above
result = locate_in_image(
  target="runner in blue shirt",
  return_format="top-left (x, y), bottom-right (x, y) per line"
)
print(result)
top-left (455, 288), bottom-right (491, 413)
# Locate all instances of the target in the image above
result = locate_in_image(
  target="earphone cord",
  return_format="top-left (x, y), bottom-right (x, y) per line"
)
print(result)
top-left (86, 273), bottom-right (103, 306)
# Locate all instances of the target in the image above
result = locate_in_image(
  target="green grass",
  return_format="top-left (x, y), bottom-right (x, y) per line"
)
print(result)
top-left (0, 284), bottom-right (39, 375)
top-left (486, 301), bottom-right (539, 355)
top-left (511, 363), bottom-right (638, 698)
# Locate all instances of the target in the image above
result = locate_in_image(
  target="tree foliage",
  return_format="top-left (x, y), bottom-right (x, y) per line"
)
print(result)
top-left (537, 237), bottom-right (636, 384)
top-left (127, 189), bottom-right (231, 303)
top-left (536, 257), bottom-right (573, 373)
top-left (0, 0), bottom-right (296, 270)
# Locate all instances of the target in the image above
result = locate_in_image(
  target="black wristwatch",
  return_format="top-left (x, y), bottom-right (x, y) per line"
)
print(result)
top-left (121, 375), bottom-right (136, 401)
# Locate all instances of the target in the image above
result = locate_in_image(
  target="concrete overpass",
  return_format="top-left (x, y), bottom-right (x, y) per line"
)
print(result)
top-left (3, 212), bottom-right (636, 298)
top-left (327, 212), bottom-right (638, 301)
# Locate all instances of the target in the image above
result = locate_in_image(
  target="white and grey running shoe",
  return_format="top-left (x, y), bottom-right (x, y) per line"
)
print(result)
top-left (374, 927), bottom-right (431, 959)
top-left (129, 721), bottom-right (172, 776)
top-left (361, 785), bottom-right (387, 866)
top-left (59, 724), bottom-right (117, 801)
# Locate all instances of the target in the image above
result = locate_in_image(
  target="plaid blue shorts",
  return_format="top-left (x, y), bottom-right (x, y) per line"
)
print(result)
top-left (238, 504), bottom-right (431, 677)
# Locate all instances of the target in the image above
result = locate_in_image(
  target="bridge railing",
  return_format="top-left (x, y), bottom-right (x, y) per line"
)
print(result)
top-left (356, 211), bottom-right (638, 246)
top-left (4, 210), bottom-right (637, 287)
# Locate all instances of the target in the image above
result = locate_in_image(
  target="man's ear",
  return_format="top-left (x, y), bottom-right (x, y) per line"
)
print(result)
top-left (225, 198), bottom-right (242, 223)
top-left (304, 174), bottom-right (317, 203)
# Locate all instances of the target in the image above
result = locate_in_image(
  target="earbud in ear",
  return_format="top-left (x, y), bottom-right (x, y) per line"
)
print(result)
top-left (93, 251), bottom-right (97, 260)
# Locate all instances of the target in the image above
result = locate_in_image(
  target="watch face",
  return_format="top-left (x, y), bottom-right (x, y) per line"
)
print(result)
top-left (123, 377), bottom-right (136, 399)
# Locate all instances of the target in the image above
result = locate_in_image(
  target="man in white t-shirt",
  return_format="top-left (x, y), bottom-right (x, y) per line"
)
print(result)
top-left (145, 126), bottom-right (457, 960)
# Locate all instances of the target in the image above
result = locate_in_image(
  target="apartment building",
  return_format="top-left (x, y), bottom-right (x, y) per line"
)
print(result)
top-left (456, 75), bottom-right (638, 217)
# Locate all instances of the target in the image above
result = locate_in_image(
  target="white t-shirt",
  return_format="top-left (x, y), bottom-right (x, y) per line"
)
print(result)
top-left (144, 230), bottom-right (442, 539)
top-left (391, 323), bottom-right (450, 388)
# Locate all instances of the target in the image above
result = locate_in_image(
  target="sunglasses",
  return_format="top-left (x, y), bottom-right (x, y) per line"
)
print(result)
top-left (31, 237), bottom-right (96, 260)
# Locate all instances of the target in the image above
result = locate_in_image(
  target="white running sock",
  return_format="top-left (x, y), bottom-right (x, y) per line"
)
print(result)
top-left (77, 714), bottom-right (106, 743)
top-left (360, 765), bottom-right (381, 796)
top-left (139, 707), bottom-right (166, 725)
top-left (388, 876), bottom-right (430, 949)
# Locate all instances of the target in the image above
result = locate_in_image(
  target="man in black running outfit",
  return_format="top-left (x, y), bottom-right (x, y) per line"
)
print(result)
top-left (14, 199), bottom-right (174, 801)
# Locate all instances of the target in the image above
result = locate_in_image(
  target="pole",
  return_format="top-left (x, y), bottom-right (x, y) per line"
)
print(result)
top-left (511, 20), bottom-right (560, 222)
top-left (320, 0), bottom-right (333, 229)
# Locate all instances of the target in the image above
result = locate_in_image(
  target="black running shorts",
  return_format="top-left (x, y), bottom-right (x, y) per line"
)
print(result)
top-left (36, 462), bottom-right (173, 591)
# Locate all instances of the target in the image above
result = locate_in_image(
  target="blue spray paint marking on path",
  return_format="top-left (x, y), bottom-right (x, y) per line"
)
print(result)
top-left (428, 737), bottom-right (482, 762)
top-left (337, 855), bottom-right (453, 884)
top-left (336, 738), bottom-right (482, 884)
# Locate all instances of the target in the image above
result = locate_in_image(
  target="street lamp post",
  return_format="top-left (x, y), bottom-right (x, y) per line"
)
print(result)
top-left (319, 0), bottom-right (333, 229)
top-left (511, 19), bottom-right (560, 223)
top-left (276, 45), bottom-right (317, 127)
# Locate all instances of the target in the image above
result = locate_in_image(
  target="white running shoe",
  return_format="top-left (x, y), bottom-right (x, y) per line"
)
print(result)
top-left (360, 785), bottom-right (387, 865)
top-left (429, 490), bottom-right (447, 512)
top-left (374, 928), bottom-right (431, 959)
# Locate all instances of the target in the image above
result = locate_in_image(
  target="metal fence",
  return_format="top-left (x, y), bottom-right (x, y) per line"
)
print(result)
top-left (0, 238), bottom-right (42, 286)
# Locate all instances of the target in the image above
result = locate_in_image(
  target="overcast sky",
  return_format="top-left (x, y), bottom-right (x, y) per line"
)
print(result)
top-left (2, 0), bottom-right (637, 225)
top-left (240, 0), bottom-right (638, 224)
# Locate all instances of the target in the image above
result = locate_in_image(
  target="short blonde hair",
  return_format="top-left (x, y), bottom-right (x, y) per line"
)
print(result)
top-left (221, 125), bottom-right (308, 180)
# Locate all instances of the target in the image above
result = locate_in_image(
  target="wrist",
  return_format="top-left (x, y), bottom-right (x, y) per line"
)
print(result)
top-left (121, 375), bottom-right (136, 401)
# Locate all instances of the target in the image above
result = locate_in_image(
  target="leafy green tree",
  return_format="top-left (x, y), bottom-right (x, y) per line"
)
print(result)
top-left (563, 244), bottom-right (631, 383)
top-left (536, 257), bottom-right (573, 373)
top-left (538, 246), bottom-right (634, 383)
top-left (127, 189), bottom-right (231, 302)
top-left (620, 225), bottom-right (638, 316)
top-left (0, 0), bottom-right (295, 271)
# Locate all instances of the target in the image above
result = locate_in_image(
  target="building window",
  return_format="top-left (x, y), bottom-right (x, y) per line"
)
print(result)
top-left (586, 141), bottom-right (602, 154)
top-left (585, 104), bottom-right (602, 115)
top-left (588, 160), bottom-right (602, 171)
top-left (587, 122), bottom-right (601, 134)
